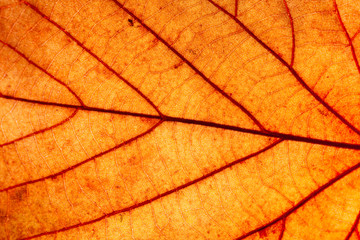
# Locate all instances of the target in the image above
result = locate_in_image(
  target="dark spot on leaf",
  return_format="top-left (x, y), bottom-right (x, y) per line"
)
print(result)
top-left (139, 117), bottom-right (154, 125)
top-left (259, 229), bottom-right (268, 238)
top-left (128, 19), bottom-right (134, 26)
top-left (0, 209), bottom-right (7, 225)
top-left (317, 108), bottom-right (329, 116)
top-left (10, 186), bottom-right (27, 202)
top-left (187, 49), bottom-right (198, 55)
top-left (173, 61), bottom-right (183, 69)
top-left (85, 178), bottom-right (98, 190)
top-left (128, 156), bottom-right (138, 165)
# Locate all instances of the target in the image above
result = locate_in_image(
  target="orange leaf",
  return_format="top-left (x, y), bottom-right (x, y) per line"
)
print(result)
top-left (1, 0), bottom-right (360, 239)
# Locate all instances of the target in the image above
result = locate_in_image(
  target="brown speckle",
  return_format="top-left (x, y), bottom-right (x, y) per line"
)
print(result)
top-left (10, 187), bottom-right (27, 202)
top-left (173, 61), bottom-right (183, 69)
top-left (128, 19), bottom-right (134, 26)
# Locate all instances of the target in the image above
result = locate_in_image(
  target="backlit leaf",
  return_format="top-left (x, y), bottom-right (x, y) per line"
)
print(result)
top-left (0, 0), bottom-right (360, 239)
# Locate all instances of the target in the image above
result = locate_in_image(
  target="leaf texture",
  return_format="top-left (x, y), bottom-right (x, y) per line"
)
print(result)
top-left (0, 0), bottom-right (360, 239)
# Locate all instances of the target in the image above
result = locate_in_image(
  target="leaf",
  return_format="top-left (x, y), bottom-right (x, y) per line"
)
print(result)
top-left (0, 0), bottom-right (360, 239)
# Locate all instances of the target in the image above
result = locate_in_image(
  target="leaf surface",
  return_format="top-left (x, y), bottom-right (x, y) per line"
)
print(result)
top-left (0, 0), bottom-right (360, 239)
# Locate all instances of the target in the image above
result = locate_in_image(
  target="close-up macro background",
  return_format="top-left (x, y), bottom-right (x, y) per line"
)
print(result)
top-left (0, 0), bottom-right (360, 239)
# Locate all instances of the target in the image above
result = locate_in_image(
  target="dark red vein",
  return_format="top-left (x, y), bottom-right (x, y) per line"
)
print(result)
top-left (110, 0), bottom-right (266, 132)
top-left (0, 109), bottom-right (78, 148)
top-left (235, 161), bottom-right (360, 240)
top-left (345, 211), bottom-right (360, 240)
top-left (21, 139), bottom-right (282, 240)
top-left (166, 115), bottom-right (360, 150)
top-left (22, 1), bottom-right (163, 118)
top-left (351, 29), bottom-right (360, 41)
top-left (207, 0), bottom-right (360, 137)
top-left (334, 0), bottom-right (360, 75)
top-left (2, 94), bottom-right (360, 151)
top-left (0, 120), bottom-right (162, 193)
top-left (0, 94), bottom-right (161, 120)
top-left (0, 39), bottom-right (85, 106)
top-left (278, 219), bottom-right (286, 240)
top-left (235, 0), bottom-right (238, 17)
top-left (283, 0), bottom-right (295, 66)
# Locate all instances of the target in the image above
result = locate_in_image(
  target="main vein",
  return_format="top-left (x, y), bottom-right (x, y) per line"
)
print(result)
top-left (1, 94), bottom-right (359, 150)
